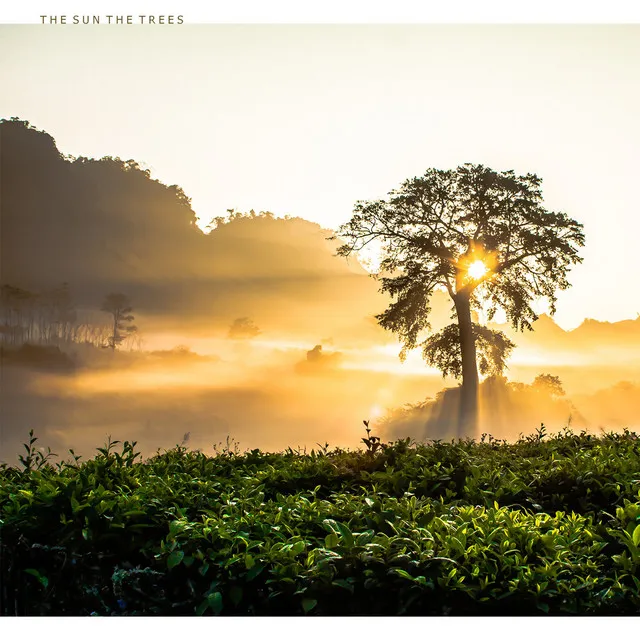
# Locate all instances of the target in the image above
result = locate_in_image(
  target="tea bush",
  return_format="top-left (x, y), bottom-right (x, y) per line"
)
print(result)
top-left (1, 429), bottom-right (639, 615)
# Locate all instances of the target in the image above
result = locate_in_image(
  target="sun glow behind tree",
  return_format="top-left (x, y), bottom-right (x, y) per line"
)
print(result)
top-left (467, 260), bottom-right (489, 281)
top-left (335, 163), bottom-right (585, 438)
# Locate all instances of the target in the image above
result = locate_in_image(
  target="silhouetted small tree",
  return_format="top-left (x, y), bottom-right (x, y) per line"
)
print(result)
top-left (100, 293), bottom-right (136, 350)
top-left (532, 374), bottom-right (565, 397)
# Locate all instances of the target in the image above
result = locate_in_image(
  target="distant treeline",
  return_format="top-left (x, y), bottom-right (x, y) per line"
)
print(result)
top-left (0, 283), bottom-right (139, 350)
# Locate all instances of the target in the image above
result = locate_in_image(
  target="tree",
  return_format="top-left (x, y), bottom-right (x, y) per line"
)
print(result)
top-left (0, 285), bottom-right (31, 346)
top-left (100, 293), bottom-right (137, 350)
top-left (228, 317), bottom-right (261, 340)
top-left (532, 373), bottom-right (565, 397)
top-left (334, 164), bottom-right (584, 438)
top-left (45, 282), bottom-right (77, 345)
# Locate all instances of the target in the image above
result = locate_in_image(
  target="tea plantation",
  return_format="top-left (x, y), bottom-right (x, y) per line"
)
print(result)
top-left (1, 427), bottom-right (640, 615)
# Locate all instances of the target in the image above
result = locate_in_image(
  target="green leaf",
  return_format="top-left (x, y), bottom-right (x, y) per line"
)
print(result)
top-left (208, 591), bottom-right (223, 615)
top-left (24, 568), bottom-right (48, 589)
top-left (246, 565), bottom-right (264, 581)
top-left (291, 540), bottom-right (306, 555)
top-left (632, 524), bottom-right (640, 547)
top-left (449, 536), bottom-right (465, 555)
top-left (123, 509), bottom-right (146, 517)
top-left (417, 511), bottom-right (436, 527)
top-left (70, 495), bottom-right (82, 514)
top-left (394, 568), bottom-right (414, 581)
top-left (335, 521), bottom-right (354, 547)
top-left (167, 550), bottom-right (184, 569)
top-left (245, 554), bottom-right (255, 569)
top-left (302, 598), bottom-right (317, 613)
top-left (325, 533), bottom-right (339, 549)
top-left (323, 518), bottom-right (339, 533)
top-left (195, 600), bottom-right (209, 616)
top-left (332, 578), bottom-right (354, 593)
top-left (169, 520), bottom-right (185, 535)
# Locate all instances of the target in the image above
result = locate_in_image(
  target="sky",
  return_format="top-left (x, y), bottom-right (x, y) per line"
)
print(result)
top-left (1, 23), bottom-right (639, 329)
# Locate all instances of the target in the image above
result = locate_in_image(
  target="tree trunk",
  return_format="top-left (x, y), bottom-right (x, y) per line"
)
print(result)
top-left (111, 311), bottom-right (119, 351)
top-left (454, 292), bottom-right (479, 439)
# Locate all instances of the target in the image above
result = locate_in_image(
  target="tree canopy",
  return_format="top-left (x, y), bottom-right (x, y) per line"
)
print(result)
top-left (335, 163), bottom-right (585, 436)
top-left (101, 293), bottom-right (137, 350)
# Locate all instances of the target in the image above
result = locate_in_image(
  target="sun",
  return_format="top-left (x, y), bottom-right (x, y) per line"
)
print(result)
top-left (468, 259), bottom-right (489, 280)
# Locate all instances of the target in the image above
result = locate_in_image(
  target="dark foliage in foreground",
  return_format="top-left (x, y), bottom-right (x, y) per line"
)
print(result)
top-left (1, 428), bottom-right (639, 616)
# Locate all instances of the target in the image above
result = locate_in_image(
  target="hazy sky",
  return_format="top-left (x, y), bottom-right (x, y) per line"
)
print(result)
top-left (1, 24), bottom-right (639, 329)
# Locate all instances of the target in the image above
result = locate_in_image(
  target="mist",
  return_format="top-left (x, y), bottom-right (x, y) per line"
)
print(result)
top-left (1, 120), bottom-right (638, 466)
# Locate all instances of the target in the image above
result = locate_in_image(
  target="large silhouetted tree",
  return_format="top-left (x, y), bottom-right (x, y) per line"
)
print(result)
top-left (101, 293), bottom-right (136, 350)
top-left (335, 164), bottom-right (585, 438)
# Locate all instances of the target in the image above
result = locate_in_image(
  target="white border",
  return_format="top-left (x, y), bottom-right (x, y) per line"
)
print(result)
top-left (1, 0), bottom-right (640, 24)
